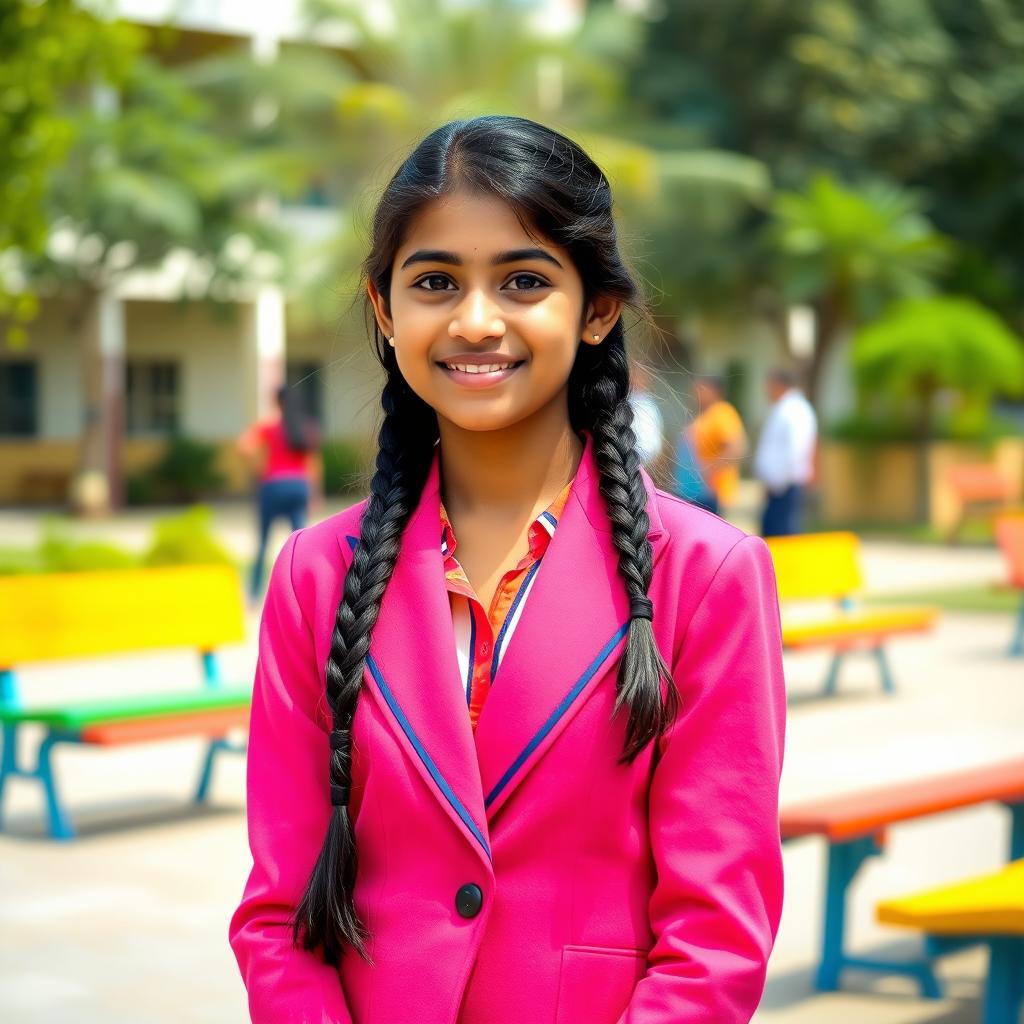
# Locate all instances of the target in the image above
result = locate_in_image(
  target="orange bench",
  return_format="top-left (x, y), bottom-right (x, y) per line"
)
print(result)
top-left (780, 757), bottom-right (1024, 995)
top-left (766, 532), bottom-right (939, 694)
top-left (0, 565), bottom-right (250, 839)
top-left (946, 464), bottom-right (1016, 544)
top-left (994, 512), bottom-right (1024, 657)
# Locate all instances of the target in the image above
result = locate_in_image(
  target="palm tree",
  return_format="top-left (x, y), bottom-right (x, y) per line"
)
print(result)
top-left (852, 295), bottom-right (1024, 520)
top-left (771, 174), bottom-right (950, 408)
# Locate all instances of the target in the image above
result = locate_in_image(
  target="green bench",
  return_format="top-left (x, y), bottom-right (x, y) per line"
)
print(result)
top-left (0, 565), bottom-right (251, 839)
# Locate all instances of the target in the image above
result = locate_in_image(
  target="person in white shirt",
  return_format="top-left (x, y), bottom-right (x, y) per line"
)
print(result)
top-left (754, 369), bottom-right (817, 536)
top-left (628, 361), bottom-right (664, 467)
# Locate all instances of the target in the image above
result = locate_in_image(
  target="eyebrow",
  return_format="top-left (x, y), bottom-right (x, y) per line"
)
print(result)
top-left (399, 247), bottom-right (563, 270)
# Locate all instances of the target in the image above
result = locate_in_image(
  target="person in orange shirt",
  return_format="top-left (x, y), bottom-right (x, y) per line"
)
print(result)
top-left (685, 375), bottom-right (748, 516)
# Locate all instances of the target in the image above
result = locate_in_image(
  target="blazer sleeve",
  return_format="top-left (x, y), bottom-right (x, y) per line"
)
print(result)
top-left (620, 535), bottom-right (786, 1023)
top-left (229, 530), bottom-right (353, 1024)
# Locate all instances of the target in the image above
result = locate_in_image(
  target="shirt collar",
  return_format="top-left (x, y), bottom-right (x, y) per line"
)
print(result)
top-left (439, 481), bottom-right (572, 563)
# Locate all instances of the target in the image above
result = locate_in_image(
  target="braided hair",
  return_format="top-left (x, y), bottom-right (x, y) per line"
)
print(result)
top-left (293, 116), bottom-right (677, 965)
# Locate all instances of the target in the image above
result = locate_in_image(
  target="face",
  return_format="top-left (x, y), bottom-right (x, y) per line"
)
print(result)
top-left (368, 191), bottom-right (620, 435)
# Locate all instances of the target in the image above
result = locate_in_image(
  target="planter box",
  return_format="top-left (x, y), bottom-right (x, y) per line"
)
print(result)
top-left (819, 438), bottom-right (1024, 529)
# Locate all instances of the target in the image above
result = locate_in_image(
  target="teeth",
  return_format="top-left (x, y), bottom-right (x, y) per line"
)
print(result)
top-left (445, 362), bottom-right (515, 374)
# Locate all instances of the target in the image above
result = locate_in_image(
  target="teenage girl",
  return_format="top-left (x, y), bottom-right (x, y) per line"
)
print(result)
top-left (230, 116), bottom-right (786, 1024)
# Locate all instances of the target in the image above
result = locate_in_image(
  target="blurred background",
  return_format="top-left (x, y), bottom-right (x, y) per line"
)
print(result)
top-left (1, 1), bottom-right (1022, 1022)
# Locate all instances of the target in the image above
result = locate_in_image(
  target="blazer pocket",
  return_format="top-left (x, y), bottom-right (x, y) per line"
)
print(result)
top-left (554, 945), bottom-right (647, 1024)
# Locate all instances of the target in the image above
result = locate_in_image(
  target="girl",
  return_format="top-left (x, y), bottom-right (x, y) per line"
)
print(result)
top-left (230, 116), bottom-right (786, 1024)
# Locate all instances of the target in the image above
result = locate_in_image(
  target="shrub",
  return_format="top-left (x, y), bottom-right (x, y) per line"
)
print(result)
top-left (142, 506), bottom-right (235, 567)
top-left (321, 438), bottom-right (372, 496)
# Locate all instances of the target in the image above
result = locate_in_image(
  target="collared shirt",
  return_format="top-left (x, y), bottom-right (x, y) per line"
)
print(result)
top-left (754, 388), bottom-right (818, 492)
top-left (439, 483), bottom-right (572, 730)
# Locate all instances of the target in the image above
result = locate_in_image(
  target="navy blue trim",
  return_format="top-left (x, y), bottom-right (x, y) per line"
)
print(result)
top-left (540, 510), bottom-right (558, 529)
top-left (491, 559), bottom-right (542, 681)
top-left (366, 654), bottom-right (491, 860)
top-left (465, 609), bottom-right (477, 705)
top-left (485, 623), bottom-right (629, 809)
top-left (346, 535), bottom-right (358, 551)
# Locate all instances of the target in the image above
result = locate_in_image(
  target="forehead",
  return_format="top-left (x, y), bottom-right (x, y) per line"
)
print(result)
top-left (396, 191), bottom-right (559, 260)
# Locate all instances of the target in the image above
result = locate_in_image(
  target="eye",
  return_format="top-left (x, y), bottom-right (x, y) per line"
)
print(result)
top-left (505, 273), bottom-right (548, 291)
top-left (414, 273), bottom-right (456, 292)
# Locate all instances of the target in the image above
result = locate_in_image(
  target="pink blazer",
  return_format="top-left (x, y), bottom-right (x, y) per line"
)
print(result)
top-left (230, 441), bottom-right (786, 1024)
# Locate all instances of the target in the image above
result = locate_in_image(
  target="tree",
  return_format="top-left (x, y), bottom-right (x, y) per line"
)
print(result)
top-left (770, 174), bottom-right (949, 407)
top-left (21, 55), bottom-right (288, 511)
top-left (852, 296), bottom-right (1024, 519)
top-left (0, 0), bottom-right (137, 342)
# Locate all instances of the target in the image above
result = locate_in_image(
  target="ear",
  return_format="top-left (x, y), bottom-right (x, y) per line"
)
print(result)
top-left (367, 280), bottom-right (394, 339)
top-left (582, 295), bottom-right (624, 346)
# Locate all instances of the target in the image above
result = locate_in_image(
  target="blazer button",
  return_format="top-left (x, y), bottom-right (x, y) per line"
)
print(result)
top-left (455, 883), bottom-right (483, 919)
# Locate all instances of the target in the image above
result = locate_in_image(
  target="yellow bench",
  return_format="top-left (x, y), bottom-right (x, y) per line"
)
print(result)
top-left (0, 565), bottom-right (250, 839)
top-left (878, 861), bottom-right (1024, 1024)
top-left (766, 532), bottom-right (939, 694)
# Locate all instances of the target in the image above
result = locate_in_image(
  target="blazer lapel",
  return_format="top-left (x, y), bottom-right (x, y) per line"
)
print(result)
top-left (359, 454), bottom-right (492, 867)
top-left (474, 441), bottom-right (667, 821)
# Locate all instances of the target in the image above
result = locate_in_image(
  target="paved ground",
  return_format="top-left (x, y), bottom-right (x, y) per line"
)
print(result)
top-left (0, 502), bottom-right (1020, 1023)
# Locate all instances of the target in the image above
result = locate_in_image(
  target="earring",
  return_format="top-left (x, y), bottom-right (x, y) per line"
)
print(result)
top-left (592, 334), bottom-right (600, 342)
top-left (388, 336), bottom-right (396, 348)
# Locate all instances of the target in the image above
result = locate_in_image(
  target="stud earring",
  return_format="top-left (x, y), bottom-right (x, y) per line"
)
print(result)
top-left (388, 336), bottom-right (396, 348)
top-left (592, 334), bottom-right (600, 342)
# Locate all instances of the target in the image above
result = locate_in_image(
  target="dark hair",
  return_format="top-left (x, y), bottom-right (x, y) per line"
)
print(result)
top-left (768, 367), bottom-right (798, 389)
top-left (276, 385), bottom-right (313, 453)
top-left (292, 115), bottom-right (678, 965)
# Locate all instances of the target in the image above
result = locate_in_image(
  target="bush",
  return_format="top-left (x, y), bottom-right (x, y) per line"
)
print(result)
top-left (126, 435), bottom-right (226, 505)
top-left (143, 506), bottom-right (234, 567)
top-left (37, 520), bottom-right (140, 573)
top-left (321, 438), bottom-right (372, 496)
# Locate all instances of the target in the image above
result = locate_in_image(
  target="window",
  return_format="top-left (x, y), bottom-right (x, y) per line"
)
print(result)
top-left (286, 360), bottom-right (323, 426)
top-left (0, 361), bottom-right (38, 436)
top-left (126, 360), bottom-right (179, 434)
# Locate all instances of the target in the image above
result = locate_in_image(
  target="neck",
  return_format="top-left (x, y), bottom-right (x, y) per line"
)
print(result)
top-left (437, 404), bottom-right (583, 522)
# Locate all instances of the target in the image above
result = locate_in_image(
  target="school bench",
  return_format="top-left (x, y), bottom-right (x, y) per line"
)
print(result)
top-left (878, 861), bottom-right (1024, 1024)
top-left (946, 464), bottom-right (1016, 545)
top-left (994, 512), bottom-right (1024, 657)
top-left (779, 757), bottom-right (1024, 995)
top-left (765, 531), bottom-right (939, 695)
top-left (0, 565), bottom-right (251, 840)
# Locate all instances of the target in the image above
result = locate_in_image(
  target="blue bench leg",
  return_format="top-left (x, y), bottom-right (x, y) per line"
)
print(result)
top-left (194, 737), bottom-right (247, 804)
top-left (823, 652), bottom-right (844, 696)
top-left (195, 739), bottom-right (223, 804)
top-left (0, 722), bottom-right (17, 830)
top-left (37, 734), bottom-right (74, 841)
top-left (1010, 597), bottom-right (1024, 658)
top-left (874, 647), bottom-right (896, 694)
top-left (1009, 801), bottom-right (1024, 862)
top-left (816, 835), bottom-right (941, 997)
top-left (983, 938), bottom-right (1023, 1024)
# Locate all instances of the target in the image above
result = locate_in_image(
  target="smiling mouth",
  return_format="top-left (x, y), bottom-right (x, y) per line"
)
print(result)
top-left (438, 360), bottom-right (525, 374)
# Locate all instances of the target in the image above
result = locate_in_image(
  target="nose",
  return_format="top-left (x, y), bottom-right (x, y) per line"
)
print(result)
top-left (449, 288), bottom-right (505, 344)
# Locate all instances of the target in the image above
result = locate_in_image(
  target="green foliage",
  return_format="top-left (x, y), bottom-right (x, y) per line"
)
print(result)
top-left (321, 438), bottom-right (372, 496)
top-left (771, 174), bottom-right (949, 319)
top-left (0, 507), bottom-right (233, 575)
top-left (852, 296), bottom-right (1024, 407)
top-left (127, 436), bottom-right (226, 504)
top-left (142, 506), bottom-right (234, 567)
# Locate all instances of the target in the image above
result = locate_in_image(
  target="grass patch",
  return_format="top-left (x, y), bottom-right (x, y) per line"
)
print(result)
top-left (866, 585), bottom-right (1021, 614)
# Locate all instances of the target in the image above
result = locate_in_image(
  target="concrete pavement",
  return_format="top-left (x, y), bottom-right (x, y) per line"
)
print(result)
top-left (0, 503), bottom-right (1019, 1023)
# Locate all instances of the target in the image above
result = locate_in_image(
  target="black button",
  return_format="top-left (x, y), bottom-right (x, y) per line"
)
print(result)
top-left (455, 883), bottom-right (483, 919)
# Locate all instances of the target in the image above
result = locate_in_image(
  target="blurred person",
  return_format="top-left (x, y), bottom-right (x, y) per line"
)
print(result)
top-left (683, 374), bottom-right (747, 516)
top-left (238, 385), bottom-right (323, 599)
top-left (628, 360), bottom-right (664, 467)
top-left (230, 116), bottom-right (785, 1024)
top-left (754, 368), bottom-right (817, 537)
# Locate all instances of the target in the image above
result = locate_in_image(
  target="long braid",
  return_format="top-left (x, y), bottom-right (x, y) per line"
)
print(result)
top-left (574, 321), bottom-right (678, 762)
top-left (292, 372), bottom-right (436, 964)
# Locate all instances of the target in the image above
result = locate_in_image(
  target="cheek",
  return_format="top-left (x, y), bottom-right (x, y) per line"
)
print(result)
top-left (521, 293), bottom-right (581, 351)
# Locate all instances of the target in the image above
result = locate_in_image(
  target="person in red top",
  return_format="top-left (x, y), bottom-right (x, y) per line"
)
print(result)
top-left (238, 385), bottom-right (323, 599)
